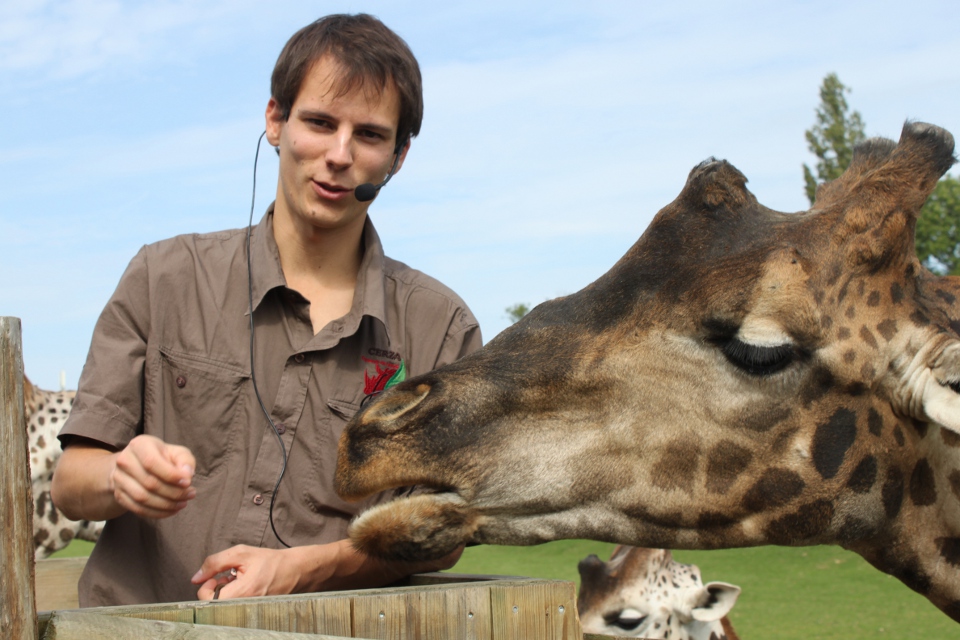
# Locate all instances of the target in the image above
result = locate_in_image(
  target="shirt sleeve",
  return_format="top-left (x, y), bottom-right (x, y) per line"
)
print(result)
top-left (58, 247), bottom-right (152, 452)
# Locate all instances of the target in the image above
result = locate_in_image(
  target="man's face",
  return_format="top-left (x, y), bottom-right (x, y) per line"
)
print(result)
top-left (266, 55), bottom-right (407, 235)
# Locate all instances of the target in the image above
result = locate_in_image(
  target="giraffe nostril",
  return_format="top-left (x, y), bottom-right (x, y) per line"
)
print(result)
top-left (360, 383), bottom-right (432, 430)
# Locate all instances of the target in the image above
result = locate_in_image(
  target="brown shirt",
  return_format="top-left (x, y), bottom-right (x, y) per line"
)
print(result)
top-left (58, 208), bottom-right (482, 606)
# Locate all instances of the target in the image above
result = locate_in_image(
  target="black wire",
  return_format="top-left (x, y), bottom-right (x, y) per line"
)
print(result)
top-left (245, 130), bottom-right (291, 548)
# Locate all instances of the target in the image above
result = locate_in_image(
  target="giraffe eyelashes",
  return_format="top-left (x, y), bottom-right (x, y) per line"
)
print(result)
top-left (603, 610), bottom-right (647, 632)
top-left (718, 337), bottom-right (797, 376)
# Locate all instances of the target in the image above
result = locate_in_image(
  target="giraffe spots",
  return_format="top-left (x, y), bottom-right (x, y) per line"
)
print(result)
top-left (843, 350), bottom-right (856, 364)
top-left (859, 363), bottom-right (876, 379)
top-left (949, 470), bottom-right (960, 502)
top-left (936, 289), bottom-right (957, 305)
top-left (937, 537), bottom-right (960, 568)
top-left (844, 382), bottom-right (867, 397)
top-left (34, 529), bottom-right (49, 545)
top-left (847, 456), bottom-right (878, 494)
top-left (845, 305), bottom-right (857, 319)
top-left (910, 310), bottom-right (930, 327)
top-left (856, 280), bottom-right (866, 297)
top-left (867, 291), bottom-right (881, 307)
top-left (882, 467), bottom-right (905, 519)
top-left (737, 404), bottom-right (792, 433)
top-left (837, 327), bottom-right (852, 341)
top-left (911, 419), bottom-right (929, 439)
top-left (876, 319), bottom-right (897, 341)
top-left (867, 408), bottom-right (883, 436)
top-left (893, 425), bottom-right (905, 447)
top-left (909, 458), bottom-right (937, 506)
top-left (697, 511), bottom-right (738, 529)
top-left (38, 415), bottom-right (45, 426)
top-left (801, 368), bottom-right (835, 406)
top-left (705, 441), bottom-right (752, 494)
top-left (837, 279), bottom-right (851, 304)
top-left (765, 499), bottom-right (834, 543)
top-left (859, 326), bottom-right (878, 349)
top-left (942, 428), bottom-right (960, 448)
top-left (812, 408), bottom-right (857, 479)
top-left (891, 554), bottom-right (932, 595)
top-left (741, 469), bottom-right (805, 512)
top-left (890, 282), bottom-right (904, 305)
top-left (821, 315), bottom-right (833, 330)
top-left (837, 515), bottom-right (876, 543)
top-left (652, 441), bottom-right (701, 494)
top-left (59, 529), bottom-right (74, 542)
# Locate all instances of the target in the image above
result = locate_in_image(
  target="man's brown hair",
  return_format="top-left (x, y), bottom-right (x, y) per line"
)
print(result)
top-left (271, 14), bottom-right (423, 150)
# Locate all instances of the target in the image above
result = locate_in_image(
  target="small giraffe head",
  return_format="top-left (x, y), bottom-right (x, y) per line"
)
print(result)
top-left (577, 546), bottom-right (740, 640)
top-left (337, 122), bottom-right (960, 621)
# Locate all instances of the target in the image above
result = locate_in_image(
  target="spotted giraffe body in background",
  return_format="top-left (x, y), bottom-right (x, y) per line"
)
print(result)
top-left (24, 375), bottom-right (103, 559)
top-left (577, 546), bottom-right (740, 640)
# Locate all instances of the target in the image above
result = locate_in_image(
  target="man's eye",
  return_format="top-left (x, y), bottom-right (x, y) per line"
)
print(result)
top-left (358, 129), bottom-right (384, 140)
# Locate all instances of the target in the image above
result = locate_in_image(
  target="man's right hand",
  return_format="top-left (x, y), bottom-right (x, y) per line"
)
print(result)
top-left (111, 435), bottom-right (197, 519)
top-left (52, 435), bottom-right (197, 522)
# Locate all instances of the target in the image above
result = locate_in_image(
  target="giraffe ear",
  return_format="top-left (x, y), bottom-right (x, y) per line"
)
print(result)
top-left (687, 582), bottom-right (741, 622)
top-left (920, 342), bottom-right (960, 434)
top-left (830, 123), bottom-right (956, 269)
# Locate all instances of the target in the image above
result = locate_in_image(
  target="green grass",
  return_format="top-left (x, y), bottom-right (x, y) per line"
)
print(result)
top-left (49, 540), bottom-right (95, 559)
top-left (51, 538), bottom-right (958, 637)
top-left (452, 542), bottom-right (958, 639)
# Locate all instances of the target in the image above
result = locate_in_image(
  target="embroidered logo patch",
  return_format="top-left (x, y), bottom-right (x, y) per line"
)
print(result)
top-left (362, 355), bottom-right (406, 395)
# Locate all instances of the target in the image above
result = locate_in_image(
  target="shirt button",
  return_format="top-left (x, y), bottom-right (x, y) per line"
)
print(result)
top-left (175, 375), bottom-right (187, 388)
top-left (252, 494), bottom-right (264, 505)
top-left (275, 423), bottom-right (286, 435)
top-left (294, 353), bottom-right (305, 364)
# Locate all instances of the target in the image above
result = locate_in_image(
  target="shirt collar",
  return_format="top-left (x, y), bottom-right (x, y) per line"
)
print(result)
top-left (248, 204), bottom-right (286, 312)
top-left (343, 216), bottom-right (392, 345)
top-left (249, 204), bottom-right (393, 345)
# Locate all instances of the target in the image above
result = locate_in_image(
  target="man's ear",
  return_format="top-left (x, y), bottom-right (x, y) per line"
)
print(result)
top-left (392, 136), bottom-right (412, 176)
top-left (265, 98), bottom-right (285, 148)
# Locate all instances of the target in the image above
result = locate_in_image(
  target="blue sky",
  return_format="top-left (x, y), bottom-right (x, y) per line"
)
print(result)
top-left (3, 0), bottom-right (960, 390)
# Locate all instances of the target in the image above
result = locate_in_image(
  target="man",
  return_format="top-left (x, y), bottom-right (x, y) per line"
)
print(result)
top-left (51, 14), bottom-right (482, 606)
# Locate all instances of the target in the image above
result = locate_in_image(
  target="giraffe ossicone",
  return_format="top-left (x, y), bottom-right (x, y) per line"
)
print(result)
top-left (336, 122), bottom-right (960, 623)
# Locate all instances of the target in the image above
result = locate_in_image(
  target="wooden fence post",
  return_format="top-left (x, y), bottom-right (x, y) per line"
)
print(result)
top-left (0, 317), bottom-right (37, 640)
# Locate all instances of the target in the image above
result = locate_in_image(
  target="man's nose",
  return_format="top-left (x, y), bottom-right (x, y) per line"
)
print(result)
top-left (326, 130), bottom-right (355, 168)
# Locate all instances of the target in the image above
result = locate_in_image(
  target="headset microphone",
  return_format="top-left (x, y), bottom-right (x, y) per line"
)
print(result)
top-left (354, 139), bottom-right (407, 202)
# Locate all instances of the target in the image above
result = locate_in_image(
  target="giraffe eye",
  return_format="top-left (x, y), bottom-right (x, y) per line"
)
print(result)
top-left (604, 610), bottom-right (647, 631)
top-left (719, 338), bottom-right (796, 376)
top-left (945, 379), bottom-right (960, 394)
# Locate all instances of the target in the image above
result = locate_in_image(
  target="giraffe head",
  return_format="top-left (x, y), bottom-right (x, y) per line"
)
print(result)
top-left (577, 546), bottom-right (740, 640)
top-left (337, 122), bottom-right (960, 621)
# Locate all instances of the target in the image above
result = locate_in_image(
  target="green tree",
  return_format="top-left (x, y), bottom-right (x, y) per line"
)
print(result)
top-left (915, 175), bottom-right (960, 275)
top-left (505, 303), bottom-right (530, 324)
top-left (802, 73), bottom-right (866, 205)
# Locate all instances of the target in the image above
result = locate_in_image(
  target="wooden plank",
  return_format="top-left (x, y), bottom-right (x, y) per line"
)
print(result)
top-left (195, 595), bottom-right (352, 636)
top-left (41, 610), bottom-right (358, 639)
top-left (417, 584), bottom-right (492, 640)
top-left (352, 589), bottom-right (419, 639)
top-left (36, 557), bottom-right (88, 611)
top-left (0, 317), bottom-right (36, 640)
top-left (490, 579), bottom-right (580, 640)
top-left (38, 576), bottom-right (584, 639)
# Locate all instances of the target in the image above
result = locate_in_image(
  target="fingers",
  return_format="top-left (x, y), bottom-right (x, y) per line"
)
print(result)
top-left (112, 435), bottom-right (197, 518)
top-left (191, 546), bottom-right (246, 585)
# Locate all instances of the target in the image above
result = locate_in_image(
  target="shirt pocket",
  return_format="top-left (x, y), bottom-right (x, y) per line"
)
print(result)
top-left (156, 347), bottom-right (249, 478)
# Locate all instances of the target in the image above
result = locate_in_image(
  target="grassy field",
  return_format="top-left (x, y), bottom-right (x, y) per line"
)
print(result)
top-left (52, 539), bottom-right (957, 637)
